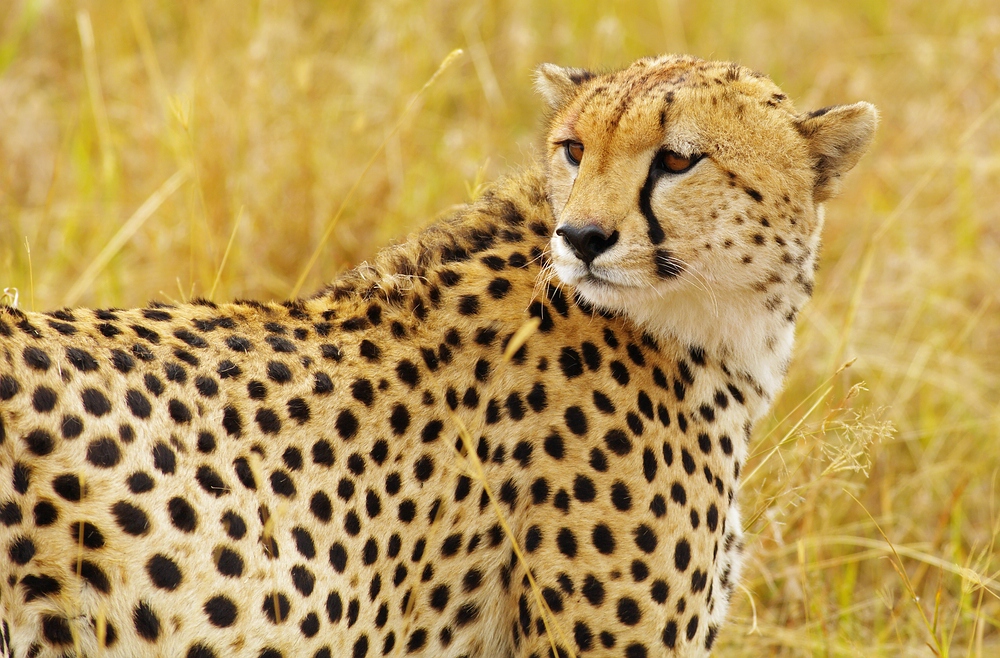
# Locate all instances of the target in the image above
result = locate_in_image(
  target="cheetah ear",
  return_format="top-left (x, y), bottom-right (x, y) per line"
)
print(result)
top-left (794, 101), bottom-right (878, 202)
top-left (534, 63), bottom-right (595, 110)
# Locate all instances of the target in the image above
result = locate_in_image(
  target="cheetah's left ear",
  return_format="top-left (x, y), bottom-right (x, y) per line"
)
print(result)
top-left (794, 101), bottom-right (878, 202)
top-left (534, 63), bottom-right (595, 110)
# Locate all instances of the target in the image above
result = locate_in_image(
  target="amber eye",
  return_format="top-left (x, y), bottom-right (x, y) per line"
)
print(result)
top-left (655, 150), bottom-right (699, 174)
top-left (564, 141), bottom-right (584, 166)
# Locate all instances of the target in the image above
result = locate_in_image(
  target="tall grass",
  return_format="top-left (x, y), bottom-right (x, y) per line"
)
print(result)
top-left (1, 0), bottom-right (998, 654)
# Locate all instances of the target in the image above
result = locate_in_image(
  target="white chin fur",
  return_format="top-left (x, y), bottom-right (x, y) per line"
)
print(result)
top-left (550, 248), bottom-right (796, 414)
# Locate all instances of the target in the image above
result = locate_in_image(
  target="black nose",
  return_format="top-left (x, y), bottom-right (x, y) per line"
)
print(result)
top-left (556, 225), bottom-right (619, 265)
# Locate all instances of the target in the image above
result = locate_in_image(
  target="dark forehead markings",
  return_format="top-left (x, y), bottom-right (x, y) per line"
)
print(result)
top-left (575, 84), bottom-right (611, 120)
top-left (603, 70), bottom-right (656, 136)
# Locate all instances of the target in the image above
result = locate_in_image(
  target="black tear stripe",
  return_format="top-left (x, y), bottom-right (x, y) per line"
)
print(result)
top-left (639, 168), bottom-right (666, 245)
top-left (654, 249), bottom-right (683, 279)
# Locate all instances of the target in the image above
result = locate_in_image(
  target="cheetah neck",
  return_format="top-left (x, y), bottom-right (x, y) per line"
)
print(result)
top-left (626, 280), bottom-right (809, 414)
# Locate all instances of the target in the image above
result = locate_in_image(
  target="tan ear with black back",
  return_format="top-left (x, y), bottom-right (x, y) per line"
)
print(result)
top-left (534, 63), bottom-right (595, 110)
top-left (794, 101), bottom-right (878, 202)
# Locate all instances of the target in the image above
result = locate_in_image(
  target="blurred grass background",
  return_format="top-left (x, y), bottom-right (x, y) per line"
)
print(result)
top-left (1, 0), bottom-right (998, 655)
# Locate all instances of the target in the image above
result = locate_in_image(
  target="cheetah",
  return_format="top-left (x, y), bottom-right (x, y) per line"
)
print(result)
top-left (0, 54), bottom-right (875, 658)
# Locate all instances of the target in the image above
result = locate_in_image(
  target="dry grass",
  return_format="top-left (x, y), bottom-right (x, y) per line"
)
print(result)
top-left (2, 0), bottom-right (999, 655)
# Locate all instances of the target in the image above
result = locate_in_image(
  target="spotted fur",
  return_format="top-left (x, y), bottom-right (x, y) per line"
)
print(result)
top-left (0, 55), bottom-right (875, 657)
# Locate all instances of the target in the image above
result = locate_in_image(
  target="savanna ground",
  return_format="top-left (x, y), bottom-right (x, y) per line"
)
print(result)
top-left (1, 1), bottom-right (998, 655)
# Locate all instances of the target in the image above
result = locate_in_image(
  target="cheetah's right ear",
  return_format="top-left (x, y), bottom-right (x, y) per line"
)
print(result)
top-left (794, 101), bottom-right (879, 203)
top-left (534, 64), bottom-right (595, 110)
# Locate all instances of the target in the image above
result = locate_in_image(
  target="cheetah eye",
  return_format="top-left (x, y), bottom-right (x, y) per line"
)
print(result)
top-left (563, 141), bottom-right (584, 166)
top-left (654, 150), bottom-right (701, 174)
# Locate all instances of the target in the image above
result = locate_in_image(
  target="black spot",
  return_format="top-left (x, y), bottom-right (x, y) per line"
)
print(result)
top-left (543, 433), bottom-right (564, 459)
top-left (559, 347), bottom-right (583, 379)
top-left (292, 564), bottom-right (316, 595)
top-left (320, 344), bottom-right (342, 362)
top-left (458, 295), bottom-right (480, 315)
top-left (133, 601), bottom-right (161, 641)
top-left (147, 554), bottom-right (182, 590)
top-left (682, 449), bottom-right (696, 475)
top-left (389, 404), bottom-right (411, 435)
top-left (0, 501), bottom-right (22, 526)
top-left (112, 500), bottom-right (150, 535)
top-left (168, 496), bottom-right (197, 532)
top-left (265, 334), bottom-right (297, 353)
top-left (564, 406), bottom-right (587, 435)
top-left (626, 412), bottom-right (644, 436)
top-left (81, 388), bottom-right (112, 417)
top-left (8, 536), bottom-right (35, 565)
top-left (313, 371), bottom-right (334, 395)
top-left (462, 387), bottom-right (480, 409)
top-left (53, 473), bottom-right (82, 501)
top-left (687, 615), bottom-right (700, 641)
top-left (355, 339), bottom-right (381, 363)
top-left (221, 406), bottom-right (242, 437)
top-left (592, 524), bottom-right (615, 554)
top-left (474, 358), bottom-right (491, 382)
top-left (270, 470), bottom-right (296, 497)
top-left (329, 543), bottom-right (348, 573)
top-left (610, 361), bottom-right (630, 386)
top-left (573, 475), bottom-right (596, 503)
top-left (487, 278), bottom-right (512, 299)
top-left (611, 482), bottom-right (632, 511)
top-left (527, 301), bottom-right (554, 332)
top-left (164, 361), bottom-right (188, 383)
top-left (41, 614), bottom-right (74, 645)
top-left (556, 527), bottom-right (578, 558)
top-left (86, 437), bottom-right (121, 468)
top-left (220, 511), bottom-right (246, 539)
top-left (125, 389), bottom-right (152, 419)
top-left (370, 440), bottom-right (388, 465)
top-left (491, 474), bottom-right (515, 507)
top-left (31, 387), bottom-right (57, 413)
top-left (513, 441), bottom-right (533, 467)
top-left (396, 360), bottom-right (420, 388)
top-left (617, 597), bottom-right (642, 626)
top-left (582, 574), bottom-right (605, 606)
top-left (186, 644), bottom-right (217, 658)
top-left (336, 410), bottom-right (359, 440)
top-left (195, 466), bottom-right (228, 497)
top-left (347, 454), bottom-right (365, 475)
top-left (414, 455), bottom-right (434, 482)
top-left (288, 398), bottom-right (311, 424)
top-left (66, 347), bottom-right (99, 372)
top-left (204, 595), bottom-right (238, 627)
top-left (23, 347), bottom-right (51, 371)
top-left (255, 408), bottom-right (281, 434)
top-left (406, 628), bottom-right (427, 652)
top-left (634, 524), bottom-right (657, 553)
top-left (0, 375), bottom-right (20, 400)
top-left (365, 490), bottom-right (382, 519)
top-left (262, 592), bottom-right (291, 623)
top-left (233, 457), bottom-right (257, 490)
top-left (23, 430), bottom-right (54, 456)
top-left (525, 383), bottom-right (548, 414)
top-left (128, 472), bottom-right (154, 494)
top-left (674, 539), bottom-right (691, 571)
top-left (553, 488), bottom-right (570, 513)
top-left (215, 547), bottom-right (244, 577)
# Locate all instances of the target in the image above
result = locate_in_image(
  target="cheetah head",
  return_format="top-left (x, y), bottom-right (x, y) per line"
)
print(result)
top-left (536, 54), bottom-right (876, 391)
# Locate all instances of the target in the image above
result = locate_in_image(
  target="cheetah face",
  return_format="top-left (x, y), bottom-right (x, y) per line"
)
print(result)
top-left (536, 55), bottom-right (876, 321)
